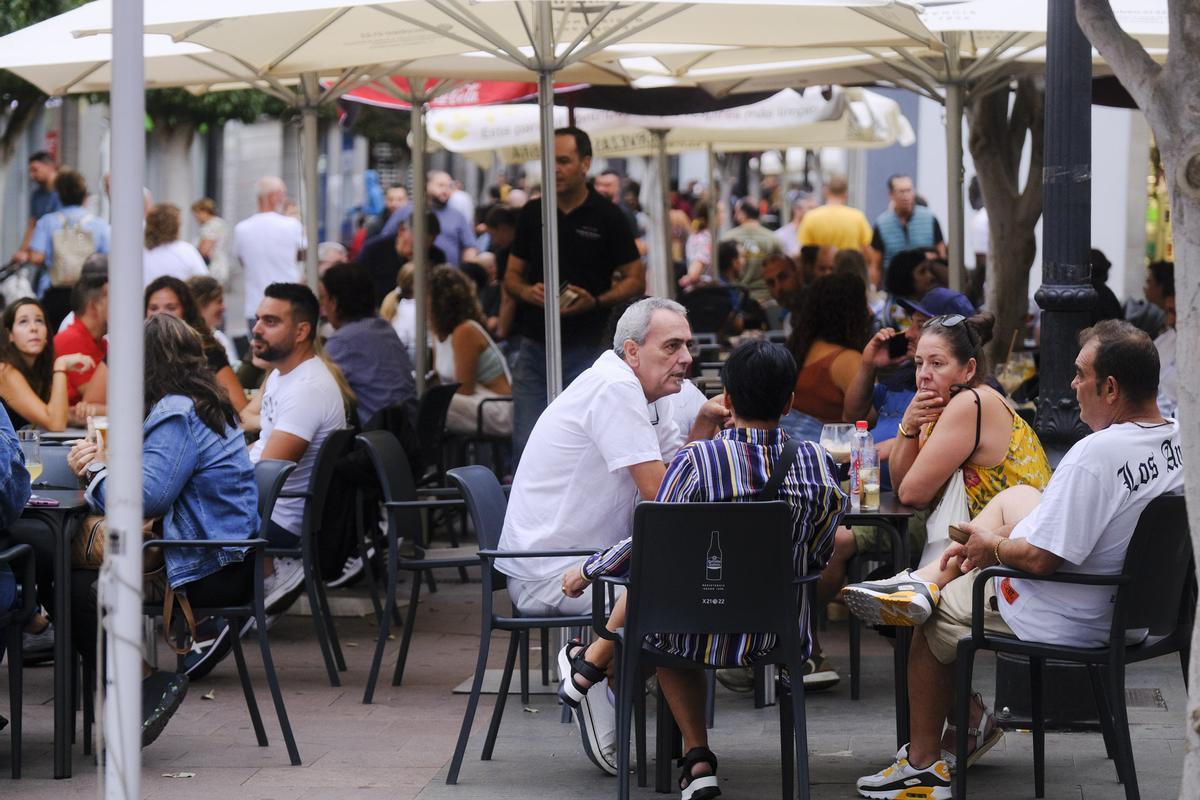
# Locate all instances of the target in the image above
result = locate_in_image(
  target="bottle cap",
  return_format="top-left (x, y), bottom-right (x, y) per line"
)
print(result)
top-left (856, 420), bottom-right (868, 430)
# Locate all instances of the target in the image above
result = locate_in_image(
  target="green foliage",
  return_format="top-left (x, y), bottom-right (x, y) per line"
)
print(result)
top-left (142, 88), bottom-right (289, 129)
top-left (347, 103), bottom-right (411, 154)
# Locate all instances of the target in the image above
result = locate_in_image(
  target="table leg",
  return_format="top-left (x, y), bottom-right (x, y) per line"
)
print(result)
top-left (889, 518), bottom-right (911, 749)
top-left (54, 516), bottom-right (74, 779)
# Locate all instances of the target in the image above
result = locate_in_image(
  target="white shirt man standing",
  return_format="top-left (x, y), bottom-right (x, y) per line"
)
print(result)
top-left (235, 176), bottom-right (306, 330)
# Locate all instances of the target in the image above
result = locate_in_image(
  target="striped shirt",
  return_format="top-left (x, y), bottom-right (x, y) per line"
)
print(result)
top-left (583, 427), bottom-right (847, 666)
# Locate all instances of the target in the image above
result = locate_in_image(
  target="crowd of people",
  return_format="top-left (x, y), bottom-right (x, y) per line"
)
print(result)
top-left (0, 130), bottom-right (1185, 800)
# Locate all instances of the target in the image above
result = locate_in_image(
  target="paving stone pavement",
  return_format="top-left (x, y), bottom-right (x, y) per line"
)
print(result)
top-left (3, 571), bottom-right (1187, 799)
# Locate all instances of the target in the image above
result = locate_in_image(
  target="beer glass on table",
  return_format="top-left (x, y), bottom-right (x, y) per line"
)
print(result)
top-left (819, 423), bottom-right (853, 484)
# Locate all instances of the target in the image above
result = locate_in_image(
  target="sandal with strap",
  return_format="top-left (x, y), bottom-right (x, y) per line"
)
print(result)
top-left (556, 640), bottom-right (606, 709)
top-left (944, 692), bottom-right (1004, 770)
top-left (678, 746), bottom-right (720, 800)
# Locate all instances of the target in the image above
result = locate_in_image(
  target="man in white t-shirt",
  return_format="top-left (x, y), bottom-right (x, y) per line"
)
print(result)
top-left (245, 282), bottom-right (347, 612)
top-left (857, 320), bottom-right (1183, 800)
top-left (235, 176), bottom-right (306, 329)
top-left (497, 297), bottom-right (725, 774)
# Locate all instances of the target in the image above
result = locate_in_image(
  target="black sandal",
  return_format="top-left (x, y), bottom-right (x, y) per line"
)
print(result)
top-left (556, 640), bottom-right (606, 708)
top-left (678, 746), bottom-right (720, 800)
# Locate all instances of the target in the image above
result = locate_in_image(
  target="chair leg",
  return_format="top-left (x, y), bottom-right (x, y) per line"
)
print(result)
top-left (303, 571), bottom-right (341, 687)
top-left (519, 629), bottom-right (531, 705)
top-left (482, 631), bottom-right (521, 760)
top-left (1109, 665), bottom-right (1141, 800)
top-left (8, 627), bottom-right (22, 779)
top-left (616, 648), bottom-right (636, 800)
top-left (391, 572), bottom-right (424, 686)
top-left (1030, 657), bottom-right (1045, 799)
top-left (848, 557), bottom-right (862, 701)
top-left (363, 556), bottom-right (401, 704)
top-left (779, 688), bottom-right (795, 800)
top-left (357, 497), bottom-right (384, 626)
top-left (634, 674), bottom-right (648, 788)
top-left (705, 669), bottom-right (716, 729)
top-left (425, 569), bottom-right (439, 594)
top-left (254, 609), bottom-right (302, 765)
top-left (655, 688), bottom-right (674, 794)
top-left (786, 663), bottom-right (811, 800)
top-left (952, 645), bottom-right (977, 800)
top-left (82, 662), bottom-right (94, 757)
top-left (1087, 665), bottom-right (1118, 761)
top-left (540, 627), bottom-right (550, 686)
top-left (446, 623), bottom-right (497, 785)
top-left (314, 577), bottom-right (347, 672)
top-left (230, 617), bottom-right (269, 747)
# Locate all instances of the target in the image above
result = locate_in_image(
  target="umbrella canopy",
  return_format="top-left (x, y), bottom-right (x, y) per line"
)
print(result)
top-left (424, 87), bottom-right (915, 164)
top-left (338, 78), bottom-right (588, 110)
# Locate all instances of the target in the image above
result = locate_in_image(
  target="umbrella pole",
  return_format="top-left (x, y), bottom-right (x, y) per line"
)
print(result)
top-left (706, 143), bottom-right (717, 279)
top-left (535, 2), bottom-right (563, 400)
top-left (300, 75), bottom-right (321, 287)
top-left (944, 78), bottom-right (967, 292)
top-left (411, 91), bottom-right (429, 393)
top-left (107, 3), bottom-right (146, 796)
top-left (653, 130), bottom-right (672, 298)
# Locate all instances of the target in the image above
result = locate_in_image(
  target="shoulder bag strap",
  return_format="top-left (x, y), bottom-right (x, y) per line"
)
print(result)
top-left (760, 437), bottom-right (803, 501)
top-left (964, 387), bottom-right (982, 466)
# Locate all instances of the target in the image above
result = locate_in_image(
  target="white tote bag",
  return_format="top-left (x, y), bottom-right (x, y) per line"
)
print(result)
top-left (918, 468), bottom-right (971, 568)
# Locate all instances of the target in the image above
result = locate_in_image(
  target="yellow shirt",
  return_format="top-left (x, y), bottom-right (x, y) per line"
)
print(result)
top-left (798, 204), bottom-right (872, 250)
top-left (961, 410), bottom-right (1052, 517)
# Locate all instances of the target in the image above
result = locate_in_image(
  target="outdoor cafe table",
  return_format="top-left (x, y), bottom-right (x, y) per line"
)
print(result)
top-left (11, 488), bottom-right (88, 778)
top-left (842, 492), bottom-right (916, 750)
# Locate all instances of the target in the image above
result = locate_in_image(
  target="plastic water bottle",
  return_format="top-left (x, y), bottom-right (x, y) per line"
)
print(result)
top-left (850, 420), bottom-right (878, 511)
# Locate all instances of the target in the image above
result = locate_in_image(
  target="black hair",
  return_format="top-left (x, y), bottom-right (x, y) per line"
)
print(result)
top-left (554, 126), bottom-right (593, 160)
top-left (1, 298), bottom-right (55, 400)
top-left (396, 209), bottom-right (441, 238)
top-left (721, 340), bottom-right (798, 422)
top-left (1089, 248), bottom-right (1112, 284)
top-left (54, 167), bottom-right (87, 207)
top-left (599, 168), bottom-right (622, 179)
top-left (386, 182), bottom-right (406, 191)
top-left (484, 205), bottom-right (517, 230)
top-left (1148, 260), bottom-right (1174, 298)
top-left (1078, 319), bottom-right (1160, 404)
top-left (787, 273), bottom-right (871, 366)
top-left (717, 240), bottom-right (740, 276)
top-left (968, 175), bottom-right (983, 211)
top-left (320, 263), bottom-right (376, 323)
top-left (921, 311), bottom-right (997, 386)
top-left (71, 257), bottom-right (109, 314)
top-left (886, 174), bottom-right (912, 192)
top-left (263, 282), bottom-right (319, 341)
top-left (459, 262), bottom-right (489, 295)
top-left (884, 248), bottom-right (928, 297)
top-left (735, 198), bottom-right (760, 220)
top-left (29, 151), bottom-right (54, 166)
top-left (834, 249), bottom-right (869, 284)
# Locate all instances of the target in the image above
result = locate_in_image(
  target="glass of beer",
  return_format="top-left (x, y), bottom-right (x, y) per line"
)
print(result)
top-left (819, 423), bottom-right (854, 483)
top-left (18, 429), bottom-right (41, 485)
top-left (89, 415), bottom-right (109, 453)
top-left (858, 465), bottom-right (881, 511)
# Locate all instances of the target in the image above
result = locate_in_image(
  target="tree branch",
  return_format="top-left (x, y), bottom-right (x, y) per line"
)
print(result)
top-left (1075, 0), bottom-right (1161, 112)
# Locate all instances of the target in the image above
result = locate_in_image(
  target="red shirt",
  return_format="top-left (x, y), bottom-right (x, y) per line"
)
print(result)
top-left (53, 318), bottom-right (107, 405)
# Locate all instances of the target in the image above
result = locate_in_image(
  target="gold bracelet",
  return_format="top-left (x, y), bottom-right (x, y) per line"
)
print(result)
top-left (897, 422), bottom-right (919, 439)
top-left (993, 537), bottom-right (1005, 567)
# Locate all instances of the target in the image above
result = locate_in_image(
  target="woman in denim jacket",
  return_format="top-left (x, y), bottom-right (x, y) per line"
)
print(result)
top-left (67, 313), bottom-right (259, 748)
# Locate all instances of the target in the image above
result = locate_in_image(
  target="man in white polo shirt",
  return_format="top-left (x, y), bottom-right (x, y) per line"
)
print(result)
top-left (235, 176), bottom-right (306, 330)
top-left (498, 297), bottom-right (726, 775)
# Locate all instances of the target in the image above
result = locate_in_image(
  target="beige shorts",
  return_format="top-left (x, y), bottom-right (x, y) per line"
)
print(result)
top-left (922, 568), bottom-right (1014, 665)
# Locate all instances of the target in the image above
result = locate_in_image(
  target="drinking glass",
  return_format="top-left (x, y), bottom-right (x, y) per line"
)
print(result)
top-left (819, 423), bottom-right (854, 482)
top-left (995, 362), bottom-right (1024, 396)
top-left (18, 429), bottom-right (42, 486)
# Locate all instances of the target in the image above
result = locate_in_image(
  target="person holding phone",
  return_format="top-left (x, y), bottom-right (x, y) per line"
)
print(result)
top-left (503, 127), bottom-right (645, 462)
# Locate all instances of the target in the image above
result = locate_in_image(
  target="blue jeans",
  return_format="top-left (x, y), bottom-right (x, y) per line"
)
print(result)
top-left (512, 339), bottom-right (601, 463)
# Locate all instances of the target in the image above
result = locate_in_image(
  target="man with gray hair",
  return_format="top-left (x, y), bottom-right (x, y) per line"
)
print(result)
top-left (497, 297), bottom-right (726, 775)
top-left (235, 176), bottom-right (306, 330)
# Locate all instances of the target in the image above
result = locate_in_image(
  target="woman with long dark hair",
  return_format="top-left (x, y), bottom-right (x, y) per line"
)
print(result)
top-left (0, 298), bottom-right (93, 430)
top-left (66, 313), bottom-right (259, 746)
top-left (144, 276), bottom-right (247, 412)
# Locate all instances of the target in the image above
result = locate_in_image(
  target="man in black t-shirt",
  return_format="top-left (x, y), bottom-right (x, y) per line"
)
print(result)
top-left (504, 127), bottom-right (644, 460)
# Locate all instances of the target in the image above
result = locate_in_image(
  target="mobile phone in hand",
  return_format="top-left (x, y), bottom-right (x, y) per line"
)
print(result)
top-left (947, 524), bottom-right (970, 545)
top-left (886, 333), bottom-right (908, 359)
top-left (558, 285), bottom-right (580, 309)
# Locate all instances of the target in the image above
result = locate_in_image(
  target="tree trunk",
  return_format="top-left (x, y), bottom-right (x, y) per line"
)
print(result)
top-left (967, 79), bottom-right (1045, 365)
top-left (1074, 1), bottom-right (1200, 795)
top-left (148, 119), bottom-right (196, 213)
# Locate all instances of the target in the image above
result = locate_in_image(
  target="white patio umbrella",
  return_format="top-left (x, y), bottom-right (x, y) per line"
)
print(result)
top-left (611, 0), bottom-right (1169, 290)
top-left (98, 0), bottom-right (936, 399)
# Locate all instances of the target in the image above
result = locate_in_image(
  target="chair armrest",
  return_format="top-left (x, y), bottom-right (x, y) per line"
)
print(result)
top-left (278, 491), bottom-right (314, 500)
top-left (418, 487), bottom-right (461, 497)
top-left (143, 538), bottom-right (267, 552)
top-left (0, 543), bottom-right (36, 623)
top-left (477, 548), bottom-right (601, 560)
top-left (792, 573), bottom-right (821, 587)
top-left (591, 575), bottom-right (630, 643)
top-left (382, 498), bottom-right (465, 509)
top-left (476, 396), bottom-right (513, 433)
top-left (970, 566), bottom-right (1130, 638)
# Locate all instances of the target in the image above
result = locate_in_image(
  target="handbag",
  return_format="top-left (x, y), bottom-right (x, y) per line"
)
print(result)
top-left (917, 388), bottom-right (981, 568)
top-left (71, 515), bottom-right (200, 655)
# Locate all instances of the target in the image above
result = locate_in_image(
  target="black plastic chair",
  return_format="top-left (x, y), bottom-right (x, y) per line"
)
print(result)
top-left (443, 465), bottom-right (600, 786)
top-left (448, 396), bottom-right (513, 478)
top-left (143, 459), bottom-right (301, 765)
top-left (597, 501), bottom-right (817, 800)
top-left (0, 543), bottom-right (35, 778)
top-left (415, 383), bottom-right (461, 488)
top-left (355, 431), bottom-right (474, 704)
top-left (678, 286), bottom-right (734, 334)
top-left (952, 492), bottom-right (1191, 800)
top-left (269, 428), bottom-right (356, 687)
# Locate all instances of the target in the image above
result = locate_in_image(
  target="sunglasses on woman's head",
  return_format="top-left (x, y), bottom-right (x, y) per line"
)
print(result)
top-left (923, 313), bottom-right (965, 329)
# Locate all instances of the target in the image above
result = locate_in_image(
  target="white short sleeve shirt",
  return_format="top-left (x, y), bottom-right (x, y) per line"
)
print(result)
top-left (998, 420), bottom-right (1183, 648)
top-left (235, 212), bottom-right (305, 320)
top-left (497, 351), bottom-right (680, 583)
top-left (143, 240), bottom-right (209, 286)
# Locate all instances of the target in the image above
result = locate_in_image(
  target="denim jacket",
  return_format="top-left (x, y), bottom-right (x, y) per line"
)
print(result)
top-left (86, 395), bottom-right (259, 588)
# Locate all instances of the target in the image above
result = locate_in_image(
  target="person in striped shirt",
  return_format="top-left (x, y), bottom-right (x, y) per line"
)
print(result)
top-left (559, 339), bottom-right (848, 800)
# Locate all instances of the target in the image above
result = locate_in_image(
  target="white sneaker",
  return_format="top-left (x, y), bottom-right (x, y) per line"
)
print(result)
top-left (326, 546), bottom-right (374, 589)
top-left (841, 570), bottom-right (940, 627)
top-left (856, 745), bottom-right (952, 799)
top-left (575, 676), bottom-right (618, 776)
top-left (264, 557), bottom-right (306, 613)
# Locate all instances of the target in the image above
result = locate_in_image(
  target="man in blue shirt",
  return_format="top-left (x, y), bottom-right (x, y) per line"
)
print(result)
top-left (10, 151), bottom-right (61, 266)
top-left (29, 168), bottom-right (111, 330)
top-left (379, 170), bottom-right (477, 266)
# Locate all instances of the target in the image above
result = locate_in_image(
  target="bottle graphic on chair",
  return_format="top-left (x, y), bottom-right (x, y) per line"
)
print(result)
top-left (706, 531), bottom-right (723, 582)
